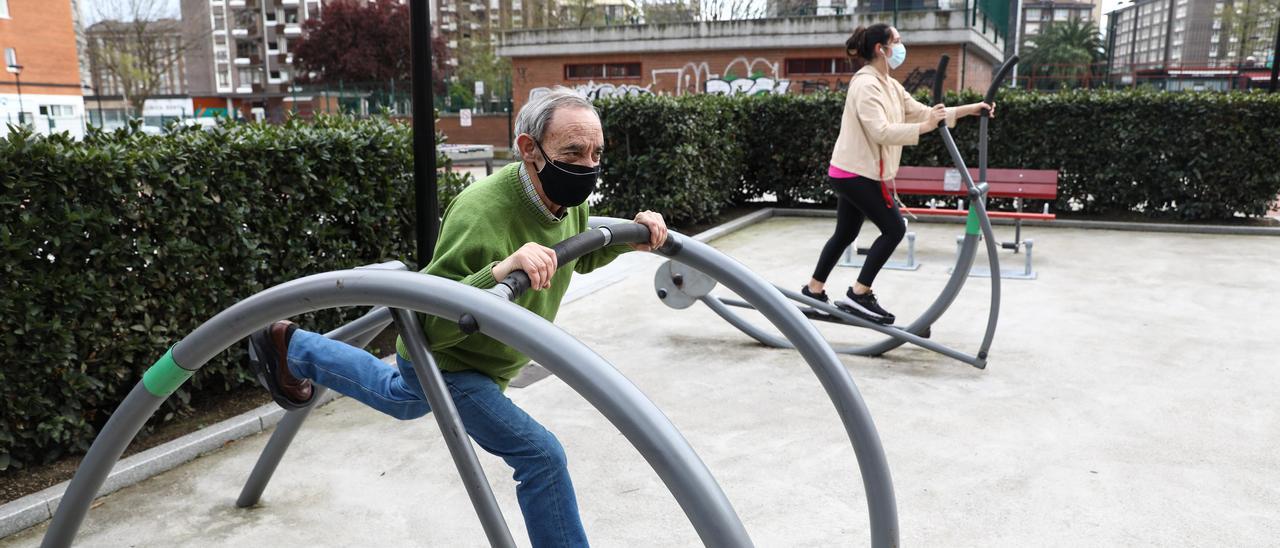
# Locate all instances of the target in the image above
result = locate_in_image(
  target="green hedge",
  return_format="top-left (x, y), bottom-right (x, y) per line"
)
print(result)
top-left (596, 89), bottom-right (1280, 224)
top-left (595, 94), bottom-right (747, 224)
top-left (0, 117), bottom-right (470, 471)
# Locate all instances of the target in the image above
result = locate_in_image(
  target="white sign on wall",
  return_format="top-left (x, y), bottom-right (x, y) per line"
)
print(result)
top-left (460, 108), bottom-right (472, 127)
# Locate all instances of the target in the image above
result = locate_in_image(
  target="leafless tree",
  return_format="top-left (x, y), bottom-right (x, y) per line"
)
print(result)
top-left (695, 0), bottom-right (765, 21)
top-left (86, 0), bottom-right (205, 116)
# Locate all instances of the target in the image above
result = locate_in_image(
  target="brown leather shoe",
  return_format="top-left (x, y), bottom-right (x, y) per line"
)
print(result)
top-left (247, 320), bottom-right (314, 410)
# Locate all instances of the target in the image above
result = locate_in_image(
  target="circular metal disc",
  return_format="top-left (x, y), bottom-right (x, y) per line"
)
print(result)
top-left (653, 260), bottom-right (717, 310)
top-left (669, 260), bottom-right (716, 298)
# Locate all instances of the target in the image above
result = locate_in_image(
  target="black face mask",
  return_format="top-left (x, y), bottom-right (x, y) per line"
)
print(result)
top-left (532, 138), bottom-right (599, 208)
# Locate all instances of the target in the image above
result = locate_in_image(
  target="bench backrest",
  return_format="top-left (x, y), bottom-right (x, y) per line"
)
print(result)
top-left (893, 167), bottom-right (1058, 200)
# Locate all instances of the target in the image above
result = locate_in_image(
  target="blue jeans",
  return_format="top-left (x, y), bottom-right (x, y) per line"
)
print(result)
top-left (287, 329), bottom-right (588, 547)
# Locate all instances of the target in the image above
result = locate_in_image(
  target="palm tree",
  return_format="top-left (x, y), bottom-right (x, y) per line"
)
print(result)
top-left (1022, 18), bottom-right (1106, 89)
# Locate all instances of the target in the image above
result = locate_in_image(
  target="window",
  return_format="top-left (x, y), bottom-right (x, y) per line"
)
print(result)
top-left (237, 67), bottom-right (261, 85)
top-left (284, 8), bottom-right (299, 23)
top-left (785, 58), bottom-right (855, 75)
top-left (4, 47), bottom-right (15, 68)
top-left (564, 63), bottom-right (640, 79)
top-left (270, 70), bottom-right (282, 80)
top-left (236, 41), bottom-right (257, 58)
top-left (40, 105), bottom-right (74, 117)
top-left (305, 1), bottom-right (320, 17)
top-left (267, 39), bottom-right (279, 53)
top-left (265, 10), bottom-right (277, 23)
top-left (0, 0), bottom-right (9, 19)
top-left (1025, 8), bottom-right (1040, 20)
top-left (215, 49), bottom-right (229, 61)
top-left (213, 10), bottom-right (226, 30)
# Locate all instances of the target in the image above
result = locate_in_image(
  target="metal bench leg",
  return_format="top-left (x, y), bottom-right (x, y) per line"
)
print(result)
top-left (953, 235), bottom-right (1038, 280)
top-left (838, 232), bottom-right (920, 271)
top-left (1000, 198), bottom-right (1024, 253)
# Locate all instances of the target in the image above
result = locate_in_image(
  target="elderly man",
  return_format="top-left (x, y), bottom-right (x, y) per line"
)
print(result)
top-left (245, 87), bottom-right (667, 546)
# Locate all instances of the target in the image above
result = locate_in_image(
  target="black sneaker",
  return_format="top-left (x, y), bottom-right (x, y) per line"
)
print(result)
top-left (835, 288), bottom-right (895, 325)
top-left (800, 285), bottom-right (829, 304)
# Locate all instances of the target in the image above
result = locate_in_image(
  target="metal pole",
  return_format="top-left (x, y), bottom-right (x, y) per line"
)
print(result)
top-left (1270, 20), bottom-right (1279, 92)
top-left (411, 0), bottom-right (440, 269)
top-left (392, 309), bottom-right (516, 548)
top-left (14, 73), bottom-right (25, 124)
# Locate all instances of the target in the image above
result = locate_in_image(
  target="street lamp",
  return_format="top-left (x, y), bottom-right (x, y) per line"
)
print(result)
top-left (82, 84), bottom-right (105, 128)
top-left (6, 63), bottom-right (24, 125)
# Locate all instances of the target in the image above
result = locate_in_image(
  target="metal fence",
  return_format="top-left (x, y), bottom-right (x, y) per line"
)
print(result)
top-left (1010, 62), bottom-right (1278, 92)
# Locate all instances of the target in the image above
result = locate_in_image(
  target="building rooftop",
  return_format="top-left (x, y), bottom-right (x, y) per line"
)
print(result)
top-left (498, 11), bottom-right (1004, 61)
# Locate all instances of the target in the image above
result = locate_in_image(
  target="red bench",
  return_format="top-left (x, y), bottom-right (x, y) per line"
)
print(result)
top-left (841, 166), bottom-right (1059, 278)
top-left (894, 166), bottom-right (1057, 220)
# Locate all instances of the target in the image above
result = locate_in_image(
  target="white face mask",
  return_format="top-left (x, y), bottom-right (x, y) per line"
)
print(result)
top-left (884, 43), bottom-right (907, 69)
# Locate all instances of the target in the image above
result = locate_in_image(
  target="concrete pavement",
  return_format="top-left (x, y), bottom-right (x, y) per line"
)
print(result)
top-left (5, 215), bottom-right (1278, 546)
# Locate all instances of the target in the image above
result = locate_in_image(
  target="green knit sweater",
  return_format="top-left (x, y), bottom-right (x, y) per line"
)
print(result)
top-left (395, 162), bottom-right (629, 390)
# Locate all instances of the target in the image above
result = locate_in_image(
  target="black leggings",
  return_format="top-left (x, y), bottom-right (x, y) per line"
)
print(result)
top-left (812, 175), bottom-right (906, 288)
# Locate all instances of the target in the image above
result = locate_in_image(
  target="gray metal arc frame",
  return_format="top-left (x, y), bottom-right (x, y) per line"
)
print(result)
top-left (938, 126), bottom-right (1002, 361)
top-left (42, 269), bottom-right (752, 548)
top-left (707, 288), bottom-right (984, 367)
top-left (591, 217), bottom-right (900, 548)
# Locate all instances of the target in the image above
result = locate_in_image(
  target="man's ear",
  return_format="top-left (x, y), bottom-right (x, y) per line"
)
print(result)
top-left (516, 134), bottom-right (537, 160)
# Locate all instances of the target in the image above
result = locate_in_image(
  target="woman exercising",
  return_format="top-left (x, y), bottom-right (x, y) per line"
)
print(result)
top-left (803, 23), bottom-right (993, 324)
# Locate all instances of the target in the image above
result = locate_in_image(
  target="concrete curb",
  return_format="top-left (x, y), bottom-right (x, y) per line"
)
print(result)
top-left (0, 387), bottom-right (343, 539)
top-left (772, 208), bottom-right (1280, 236)
top-left (0, 211), bottom-right (769, 541)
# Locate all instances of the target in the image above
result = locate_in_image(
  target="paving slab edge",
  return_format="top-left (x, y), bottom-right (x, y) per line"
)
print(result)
top-left (0, 210), bottom-right (772, 541)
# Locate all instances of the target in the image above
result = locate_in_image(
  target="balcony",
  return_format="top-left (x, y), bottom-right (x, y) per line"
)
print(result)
top-left (283, 0), bottom-right (300, 4)
top-left (229, 0), bottom-right (246, 7)
top-left (232, 27), bottom-right (249, 36)
top-left (284, 24), bottom-right (302, 36)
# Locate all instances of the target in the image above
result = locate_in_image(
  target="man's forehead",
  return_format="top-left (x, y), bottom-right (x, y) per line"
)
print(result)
top-left (545, 108), bottom-right (602, 139)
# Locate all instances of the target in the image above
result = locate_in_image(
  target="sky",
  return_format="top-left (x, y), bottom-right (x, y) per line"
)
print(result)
top-left (80, 0), bottom-right (181, 25)
top-left (79, 0), bottom-right (1130, 27)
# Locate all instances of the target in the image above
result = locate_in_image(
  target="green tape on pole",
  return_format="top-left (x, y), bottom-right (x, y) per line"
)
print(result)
top-left (965, 207), bottom-right (981, 235)
top-left (142, 347), bottom-right (193, 397)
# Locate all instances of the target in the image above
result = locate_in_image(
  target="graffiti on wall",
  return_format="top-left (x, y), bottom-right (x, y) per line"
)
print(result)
top-left (705, 76), bottom-right (790, 95)
top-left (529, 81), bottom-right (654, 102)
top-left (901, 68), bottom-right (939, 94)
top-left (529, 56), bottom-right (803, 101)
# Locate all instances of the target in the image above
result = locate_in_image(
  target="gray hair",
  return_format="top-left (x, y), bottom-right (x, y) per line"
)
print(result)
top-left (512, 87), bottom-right (598, 159)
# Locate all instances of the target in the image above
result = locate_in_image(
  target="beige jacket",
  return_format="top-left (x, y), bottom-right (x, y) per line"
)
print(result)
top-left (830, 65), bottom-right (957, 181)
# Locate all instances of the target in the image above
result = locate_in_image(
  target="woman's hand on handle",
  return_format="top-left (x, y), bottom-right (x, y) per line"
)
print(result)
top-left (494, 242), bottom-right (558, 290)
top-left (963, 102), bottom-right (995, 118)
top-left (630, 211), bottom-right (668, 252)
top-left (917, 104), bottom-right (947, 134)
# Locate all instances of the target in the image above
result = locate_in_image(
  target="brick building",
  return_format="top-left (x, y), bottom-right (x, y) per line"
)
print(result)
top-left (497, 11), bottom-right (1006, 117)
top-left (0, 0), bottom-right (87, 138)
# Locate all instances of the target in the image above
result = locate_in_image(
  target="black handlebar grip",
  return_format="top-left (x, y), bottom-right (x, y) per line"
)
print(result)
top-left (932, 54), bottom-right (950, 107)
top-left (983, 55), bottom-right (1019, 111)
top-left (500, 223), bottom-right (653, 302)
